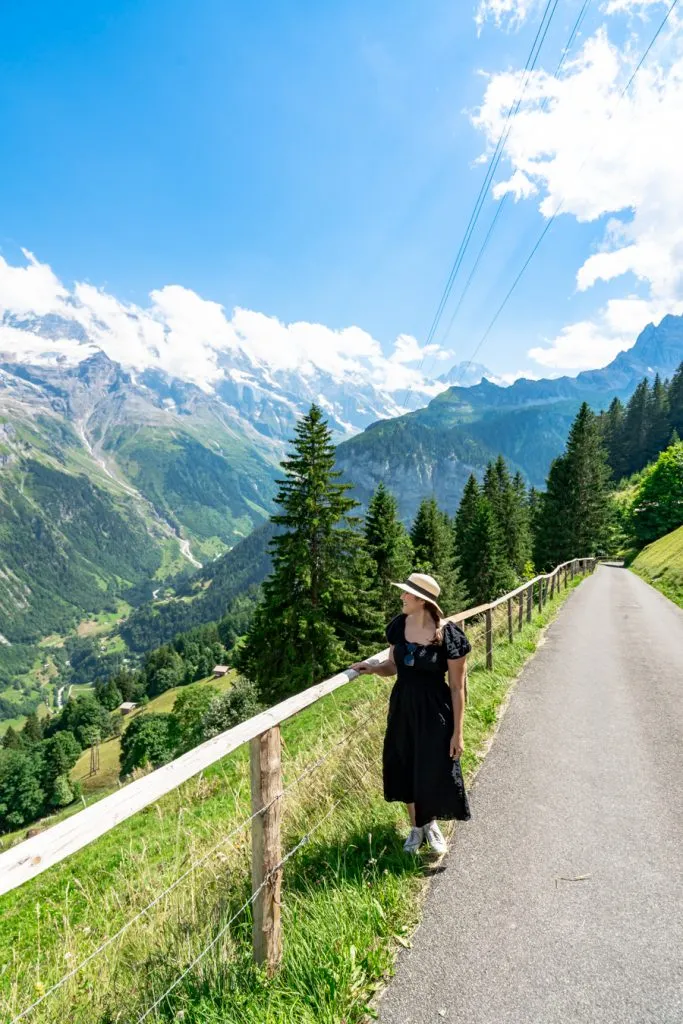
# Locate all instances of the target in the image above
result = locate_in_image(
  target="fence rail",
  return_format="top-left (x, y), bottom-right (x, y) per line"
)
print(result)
top-left (0, 556), bottom-right (595, 1004)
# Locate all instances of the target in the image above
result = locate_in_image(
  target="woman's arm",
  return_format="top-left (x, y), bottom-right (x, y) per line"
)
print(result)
top-left (350, 647), bottom-right (397, 678)
top-left (447, 656), bottom-right (467, 758)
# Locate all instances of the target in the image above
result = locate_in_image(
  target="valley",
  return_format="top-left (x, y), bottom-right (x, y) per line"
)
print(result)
top-left (1, 312), bottom-right (682, 724)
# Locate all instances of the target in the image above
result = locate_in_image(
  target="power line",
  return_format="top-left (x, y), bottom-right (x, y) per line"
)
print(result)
top-left (435, 0), bottom-right (594, 373)
top-left (468, 0), bottom-right (680, 366)
top-left (399, 0), bottom-right (562, 411)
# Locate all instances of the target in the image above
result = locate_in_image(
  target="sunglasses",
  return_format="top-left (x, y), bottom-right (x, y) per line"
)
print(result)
top-left (404, 642), bottom-right (418, 667)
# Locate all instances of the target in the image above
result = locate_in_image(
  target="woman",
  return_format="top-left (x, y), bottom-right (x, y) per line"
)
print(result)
top-left (352, 572), bottom-right (471, 855)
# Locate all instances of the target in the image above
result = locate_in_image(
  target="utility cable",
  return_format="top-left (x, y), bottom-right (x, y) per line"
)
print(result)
top-left (467, 0), bottom-right (680, 368)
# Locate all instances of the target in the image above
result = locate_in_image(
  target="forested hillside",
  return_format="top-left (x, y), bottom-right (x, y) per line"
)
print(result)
top-left (337, 317), bottom-right (683, 520)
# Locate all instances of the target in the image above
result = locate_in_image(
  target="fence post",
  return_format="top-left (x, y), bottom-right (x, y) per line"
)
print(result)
top-left (538, 578), bottom-right (543, 614)
top-left (518, 591), bottom-right (523, 632)
top-left (507, 598), bottom-right (513, 643)
top-left (527, 583), bottom-right (533, 623)
top-left (550, 572), bottom-right (555, 599)
top-left (485, 607), bottom-right (493, 670)
top-left (251, 726), bottom-right (283, 974)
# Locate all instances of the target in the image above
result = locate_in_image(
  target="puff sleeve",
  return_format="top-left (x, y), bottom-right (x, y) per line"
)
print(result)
top-left (444, 621), bottom-right (471, 660)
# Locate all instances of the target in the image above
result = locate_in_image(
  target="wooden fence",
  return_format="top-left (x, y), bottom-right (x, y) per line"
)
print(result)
top-left (0, 557), bottom-right (595, 979)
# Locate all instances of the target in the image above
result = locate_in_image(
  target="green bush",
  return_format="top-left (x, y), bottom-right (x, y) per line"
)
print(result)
top-left (120, 713), bottom-right (180, 777)
top-left (202, 677), bottom-right (262, 738)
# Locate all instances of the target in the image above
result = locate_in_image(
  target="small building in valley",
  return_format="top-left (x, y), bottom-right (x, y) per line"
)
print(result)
top-left (212, 665), bottom-right (229, 678)
top-left (119, 701), bottom-right (138, 715)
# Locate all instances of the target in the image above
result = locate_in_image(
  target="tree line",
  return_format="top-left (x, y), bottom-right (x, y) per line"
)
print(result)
top-left (235, 406), bottom-right (539, 702)
top-left (4, 376), bottom-right (680, 835)
top-left (598, 363), bottom-right (682, 480)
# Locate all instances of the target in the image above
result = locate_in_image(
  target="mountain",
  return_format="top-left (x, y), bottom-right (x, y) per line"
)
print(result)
top-left (336, 315), bottom-right (683, 521)
top-left (438, 361), bottom-right (501, 387)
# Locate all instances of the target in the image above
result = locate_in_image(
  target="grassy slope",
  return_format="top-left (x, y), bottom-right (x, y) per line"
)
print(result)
top-left (70, 673), bottom-right (236, 792)
top-left (630, 525), bottom-right (683, 608)
top-left (0, 573), bottom-right (589, 1024)
top-left (0, 677), bottom-right (236, 851)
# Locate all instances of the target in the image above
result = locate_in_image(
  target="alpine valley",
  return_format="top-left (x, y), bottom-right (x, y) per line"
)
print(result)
top-left (1, 309), bottom-right (682, 722)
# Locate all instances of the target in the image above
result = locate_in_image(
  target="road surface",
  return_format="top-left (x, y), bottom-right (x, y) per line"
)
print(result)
top-left (379, 565), bottom-right (683, 1024)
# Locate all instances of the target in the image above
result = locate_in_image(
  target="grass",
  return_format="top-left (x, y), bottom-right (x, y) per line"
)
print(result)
top-left (0, 572), bottom-right (590, 1024)
top-left (0, 703), bottom-right (49, 738)
top-left (68, 674), bottom-right (236, 793)
top-left (630, 525), bottom-right (683, 609)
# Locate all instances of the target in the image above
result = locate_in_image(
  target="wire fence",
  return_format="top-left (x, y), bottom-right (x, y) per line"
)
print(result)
top-left (3, 559), bottom-right (594, 1024)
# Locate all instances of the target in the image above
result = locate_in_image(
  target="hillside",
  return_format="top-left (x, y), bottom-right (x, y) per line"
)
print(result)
top-left (337, 315), bottom-right (683, 520)
top-left (630, 525), bottom-right (683, 608)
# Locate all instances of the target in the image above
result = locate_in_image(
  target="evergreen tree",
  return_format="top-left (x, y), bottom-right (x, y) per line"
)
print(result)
top-left (1, 725), bottom-right (21, 750)
top-left (454, 475), bottom-right (482, 605)
top-left (410, 497), bottom-right (464, 613)
top-left (236, 405), bottom-right (380, 700)
top-left (364, 483), bottom-right (413, 620)
top-left (646, 374), bottom-right (670, 465)
top-left (22, 711), bottom-right (43, 745)
top-left (668, 363), bottom-right (683, 438)
top-left (466, 496), bottom-right (513, 604)
top-left (535, 403), bottom-right (612, 567)
top-left (601, 397), bottom-right (626, 480)
top-left (622, 380), bottom-right (651, 477)
top-left (511, 471), bottom-right (533, 574)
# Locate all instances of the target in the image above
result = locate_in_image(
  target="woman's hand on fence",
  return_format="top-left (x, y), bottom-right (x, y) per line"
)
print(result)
top-left (450, 733), bottom-right (464, 759)
top-left (350, 661), bottom-right (372, 675)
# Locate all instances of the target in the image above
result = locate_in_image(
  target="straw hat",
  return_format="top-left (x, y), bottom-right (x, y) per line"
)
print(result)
top-left (391, 572), bottom-right (444, 618)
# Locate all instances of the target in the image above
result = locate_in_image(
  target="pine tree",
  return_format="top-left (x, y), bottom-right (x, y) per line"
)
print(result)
top-left (364, 483), bottom-right (413, 620)
top-left (410, 497), bottom-right (464, 613)
top-left (668, 363), bottom-right (683, 438)
top-left (646, 374), bottom-right (670, 465)
top-left (535, 403), bottom-right (612, 567)
top-left (454, 475), bottom-right (481, 605)
top-left (1, 725), bottom-right (22, 750)
top-left (622, 380), bottom-right (651, 477)
top-left (601, 397), bottom-right (626, 481)
top-left (511, 471), bottom-right (533, 574)
top-left (466, 496), bottom-right (513, 605)
top-left (21, 712), bottom-right (43, 745)
top-left (235, 405), bottom-right (379, 700)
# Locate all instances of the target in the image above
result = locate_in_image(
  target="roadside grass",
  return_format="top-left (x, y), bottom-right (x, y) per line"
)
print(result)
top-left (0, 574), bottom-right (588, 1024)
top-left (630, 525), bottom-right (683, 609)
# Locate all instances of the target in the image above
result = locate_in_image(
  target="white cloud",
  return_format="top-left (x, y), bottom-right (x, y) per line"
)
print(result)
top-left (476, 0), bottom-right (539, 30)
top-left (604, 0), bottom-right (669, 14)
top-left (0, 249), bottom-right (69, 318)
top-left (472, 22), bottom-right (683, 370)
top-left (0, 251), bottom-right (446, 395)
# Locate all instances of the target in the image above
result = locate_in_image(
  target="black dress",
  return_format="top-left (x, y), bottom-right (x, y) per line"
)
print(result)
top-left (383, 614), bottom-right (472, 829)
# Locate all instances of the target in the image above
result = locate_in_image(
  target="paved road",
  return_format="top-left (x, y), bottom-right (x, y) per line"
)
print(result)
top-left (379, 566), bottom-right (683, 1024)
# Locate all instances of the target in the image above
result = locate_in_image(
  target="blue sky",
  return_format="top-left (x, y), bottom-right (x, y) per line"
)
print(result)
top-left (0, 0), bottom-right (680, 387)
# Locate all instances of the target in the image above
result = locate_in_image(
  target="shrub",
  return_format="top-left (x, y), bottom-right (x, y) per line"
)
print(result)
top-left (202, 677), bottom-right (262, 739)
top-left (120, 714), bottom-right (180, 777)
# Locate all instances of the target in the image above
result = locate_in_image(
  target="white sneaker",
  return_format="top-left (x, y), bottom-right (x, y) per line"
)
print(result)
top-left (403, 826), bottom-right (424, 854)
top-left (423, 820), bottom-right (447, 855)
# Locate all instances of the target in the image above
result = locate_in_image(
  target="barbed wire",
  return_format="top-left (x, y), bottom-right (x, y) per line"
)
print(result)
top-left (9, 706), bottom-right (384, 1023)
top-left (137, 756), bottom-right (380, 1022)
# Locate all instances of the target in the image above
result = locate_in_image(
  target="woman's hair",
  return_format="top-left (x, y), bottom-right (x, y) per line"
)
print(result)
top-left (425, 602), bottom-right (444, 645)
